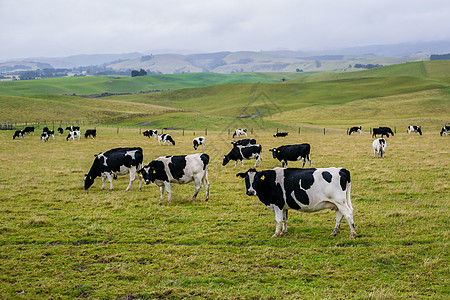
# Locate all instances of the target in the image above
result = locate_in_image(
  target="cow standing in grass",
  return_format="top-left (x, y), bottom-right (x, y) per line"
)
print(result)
top-left (193, 136), bottom-right (205, 150)
top-left (349, 126), bottom-right (362, 135)
top-left (233, 128), bottom-right (247, 138)
top-left (408, 126), bottom-right (422, 135)
top-left (373, 138), bottom-right (387, 158)
top-left (223, 144), bottom-right (262, 167)
top-left (269, 144), bottom-right (311, 168)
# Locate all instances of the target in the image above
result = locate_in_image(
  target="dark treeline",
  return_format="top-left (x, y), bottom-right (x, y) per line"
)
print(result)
top-left (430, 53), bottom-right (450, 60)
top-left (353, 63), bottom-right (383, 69)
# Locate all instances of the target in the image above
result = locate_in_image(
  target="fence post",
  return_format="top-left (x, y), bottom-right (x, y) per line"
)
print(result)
top-left (205, 128), bottom-right (207, 136)
top-left (251, 128), bottom-right (253, 134)
top-left (347, 128), bottom-right (349, 135)
top-left (394, 127), bottom-right (396, 134)
top-left (324, 128), bottom-right (326, 135)
top-left (298, 127), bottom-right (300, 135)
top-left (183, 129), bottom-right (184, 136)
top-left (277, 128), bottom-right (279, 133)
top-left (117, 127), bottom-right (119, 134)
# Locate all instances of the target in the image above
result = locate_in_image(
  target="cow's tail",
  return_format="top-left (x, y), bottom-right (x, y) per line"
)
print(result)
top-left (346, 181), bottom-right (353, 213)
top-left (340, 168), bottom-right (353, 213)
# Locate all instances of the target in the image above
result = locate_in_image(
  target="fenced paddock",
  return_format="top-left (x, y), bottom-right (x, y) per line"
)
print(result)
top-left (0, 128), bottom-right (448, 298)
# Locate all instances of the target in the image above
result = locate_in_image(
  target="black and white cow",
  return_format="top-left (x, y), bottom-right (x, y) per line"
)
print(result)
top-left (349, 126), bottom-right (362, 135)
top-left (193, 136), bottom-right (205, 150)
top-left (57, 127), bottom-right (64, 135)
top-left (236, 167), bottom-right (356, 238)
top-left (408, 126), bottom-right (422, 135)
top-left (372, 138), bottom-right (387, 158)
top-left (139, 153), bottom-right (210, 201)
top-left (23, 126), bottom-right (34, 135)
top-left (231, 138), bottom-right (256, 147)
top-left (84, 129), bottom-right (96, 139)
top-left (269, 144), bottom-right (311, 168)
top-left (66, 130), bottom-right (81, 141)
top-left (439, 126), bottom-right (450, 136)
top-left (143, 129), bottom-right (158, 139)
top-left (84, 147), bottom-right (143, 191)
top-left (372, 127), bottom-right (394, 138)
top-left (66, 126), bottom-right (80, 131)
top-left (158, 134), bottom-right (175, 146)
top-left (13, 130), bottom-right (24, 139)
top-left (42, 127), bottom-right (55, 140)
top-left (223, 144), bottom-right (262, 167)
top-left (232, 128), bottom-right (247, 138)
top-left (274, 132), bottom-right (288, 137)
top-left (41, 131), bottom-right (50, 142)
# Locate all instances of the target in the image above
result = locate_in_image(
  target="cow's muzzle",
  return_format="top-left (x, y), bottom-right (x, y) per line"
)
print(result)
top-left (246, 190), bottom-right (256, 196)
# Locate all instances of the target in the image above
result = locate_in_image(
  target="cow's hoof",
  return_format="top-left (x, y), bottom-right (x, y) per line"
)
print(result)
top-left (272, 233), bottom-right (280, 238)
top-left (330, 229), bottom-right (339, 236)
top-left (350, 232), bottom-right (357, 239)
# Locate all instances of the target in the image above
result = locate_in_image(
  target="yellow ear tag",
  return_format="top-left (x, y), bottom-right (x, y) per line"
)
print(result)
top-left (277, 150), bottom-right (280, 153)
top-left (152, 170), bottom-right (156, 174)
top-left (260, 175), bottom-right (265, 180)
top-left (238, 176), bottom-right (243, 180)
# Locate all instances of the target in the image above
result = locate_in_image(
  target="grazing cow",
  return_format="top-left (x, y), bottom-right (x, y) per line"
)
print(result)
top-left (372, 138), bottom-right (387, 158)
top-left (84, 147), bottom-right (143, 191)
top-left (66, 126), bottom-right (80, 131)
top-left (233, 128), bottom-right (247, 138)
top-left (66, 130), bottom-right (81, 141)
top-left (408, 126), bottom-right (422, 135)
top-left (23, 126), bottom-right (35, 135)
top-left (236, 167), bottom-right (356, 238)
top-left (269, 144), bottom-right (311, 168)
top-left (223, 144), bottom-right (262, 167)
top-left (143, 129), bottom-right (158, 139)
top-left (139, 153), bottom-right (210, 201)
top-left (193, 136), bottom-right (205, 150)
top-left (231, 138), bottom-right (256, 147)
top-left (274, 132), bottom-right (288, 137)
top-left (57, 127), bottom-right (64, 135)
top-left (439, 126), bottom-right (450, 136)
top-left (84, 129), bottom-right (96, 139)
top-left (372, 127), bottom-right (394, 138)
top-left (349, 126), bottom-right (362, 135)
top-left (158, 134), bottom-right (175, 146)
top-left (13, 130), bottom-right (24, 139)
top-left (41, 131), bottom-right (49, 142)
top-left (42, 127), bottom-right (55, 140)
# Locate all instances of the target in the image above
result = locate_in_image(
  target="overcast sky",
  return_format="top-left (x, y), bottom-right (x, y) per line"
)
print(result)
top-left (1, 0), bottom-right (450, 60)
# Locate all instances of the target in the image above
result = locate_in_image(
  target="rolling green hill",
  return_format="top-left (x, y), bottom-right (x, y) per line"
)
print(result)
top-left (0, 61), bottom-right (449, 130)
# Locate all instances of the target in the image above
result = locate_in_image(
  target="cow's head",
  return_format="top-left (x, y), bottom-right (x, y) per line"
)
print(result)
top-left (417, 127), bottom-right (422, 135)
top-left (236, 169), bottom-right (264, 196)
top-left (138, 165), bottom-right (156, 184)
top-left (84, 174), bottom-right (95, 190)
top-left (222, 155), bottom-right (230, 166)
top-left (268, 148), bottom-right (277, 159)
top-left (193, 140), bottom-right (198, 150)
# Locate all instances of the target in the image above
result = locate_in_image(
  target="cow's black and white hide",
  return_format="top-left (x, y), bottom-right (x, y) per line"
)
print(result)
top-left (143, 129), bottom-right (158, 139)
top-left (274, 132), bottom-right (288, 137)
top-left (13, 130), bottom-right (24, 139)
top-left (66, 130), bottom-right (81, 141)
top-left (223, 144), bottom-right (262, 167)
top-left (236, 167), bottom-right (356, 238)
top-left (158, 134), bottom-right (175, 146)
top-left (84, 147), bottom-right (143, 191)
top-left (269, 144), bottom-right (311, 168)
top-left (139, 153), bottom-right (210, 201)
top-left (372, 138), bottom-right (387, 158)
top-left (57, 127), bottom-right (64, 135)
top-left (42, 127), bottom-right (55, 140)
top-left (232, 128), bottom-right (247, 138)
top-left (408, 126), bottom-right (422, 135)
top-left (440, 126), bottom-right (450, 136)
top-left (193, 136), bottom-right (205, 150)
top-left (23, 126), bottom-right (34, 135)
top-left (66, 126), bottom-right (80, 131)
top-left (231, 138), bottom-right (256, 147)
top-left (372, 127), bottom-right (394, 138)
top-left (349, 126), bottom-right (362, 135)
top-left (85, 129), bottom-right (96, 139)
top-left (41, 131), bottom-right (50, 142)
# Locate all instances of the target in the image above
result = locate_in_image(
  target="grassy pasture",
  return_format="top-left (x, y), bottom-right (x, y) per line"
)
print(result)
top-left (0, 127), bottom-right (448, 299)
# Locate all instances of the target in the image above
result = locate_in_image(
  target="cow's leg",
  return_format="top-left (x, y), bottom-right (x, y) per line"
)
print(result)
top-left (101, 175), bottom-right (107, 189)
top-left (126, 168), bottom-right (136, 191)
top-left (164, 182), bottom-right (172, 201)
top-left (105, 173), bottom-right (113, 190)
top-left (137, 165), bottom-right (143, 190)
top-left (281, 209), bottom-right (288, 235)
top-left (159, 186), bottom-right (165, 201)
top-left (270, 205), bottom-right (284, 238)
top-left (301, 157), bottom-right (306, 168)
top-left (330, 210), bottom-right (343, 236)
top-left (192, 176), bottom-right (202, 200)
top-left (202, 171), bottom-right (209, 201)
top-left (335, 204), bottom-right (356, 238)
top-left (234, 160), bottom-right (238, 168)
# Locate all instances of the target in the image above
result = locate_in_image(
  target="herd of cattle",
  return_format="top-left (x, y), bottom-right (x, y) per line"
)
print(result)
top-left (12, 126), bottom-right (96, 141)
top-left (11, 124), bottom-right (448, 239)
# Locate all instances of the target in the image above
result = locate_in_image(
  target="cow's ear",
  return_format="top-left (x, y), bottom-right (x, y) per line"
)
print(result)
top-left (94, 154), bottom-right (98, 157)
top-left (236, 173), bottom-right (246, 180)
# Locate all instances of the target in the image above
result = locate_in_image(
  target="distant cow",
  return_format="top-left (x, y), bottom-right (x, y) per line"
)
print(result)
top-left (66, 126), bottom-right (80, 131)
top-left (223, 144), bottom-right (262, 167)
top-left (85, 129), bottom-right (96, 139)
top-left (236, 167), bottom-right (355, 238)
top-left (231, 139), bottom-right (256, 147)
top-left (372, 127), bottom-right (394, 138)
top-left (66, 130), bottom-right (81, 141)
top-left (158, 134), bottom-right (175, 146)
top-left (41, 132), bottom-right (50, 142)
top-left (13, 130), bottom-right (24, 139)
top-left (23, 126), bottom-right (35, 135)
top-left (143, 129), bottom-right (158, 139)
top-left (57, 127), bottom-right (64, 135)
top-left (269, 144), bottom-right (311, 168)
top-left (274, 132), bottom-right (288, 137)
top-left (84, 147), bottom-right (143, 191)
top-left (349, 126), bottom-right (362, 135)
top-left (139, 153), bottom-right (210, 201)
top-left (193, 136), bottom-right (205, 150)
top-left (233, 128), bottom-right (247, 138)
top-left (372, 138), bottom-right (387, 158)
top-left (440, 126), bottom-right (450, 136)
top-left (42, 127), bottom-right (55, 140)
top-left (408, 126), bottom-right (422, 135)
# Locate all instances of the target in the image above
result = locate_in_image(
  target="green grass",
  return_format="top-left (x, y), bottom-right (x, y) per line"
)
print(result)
top-left (0, 128), bottom-right (448, 298)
